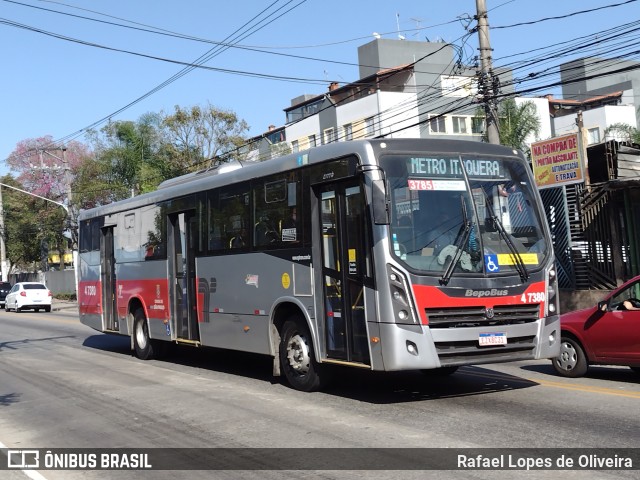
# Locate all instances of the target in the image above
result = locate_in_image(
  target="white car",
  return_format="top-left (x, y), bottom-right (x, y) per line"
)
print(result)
top-left (5, 282), bottom-right (52, 313)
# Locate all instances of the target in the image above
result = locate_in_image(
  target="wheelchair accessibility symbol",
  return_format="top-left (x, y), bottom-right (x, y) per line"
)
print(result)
top-left (485, 254), bottom-right (500, 273)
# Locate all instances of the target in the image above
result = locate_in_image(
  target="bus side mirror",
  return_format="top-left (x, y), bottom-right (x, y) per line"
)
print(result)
top-left (372, 179), bottom-right (390, 225)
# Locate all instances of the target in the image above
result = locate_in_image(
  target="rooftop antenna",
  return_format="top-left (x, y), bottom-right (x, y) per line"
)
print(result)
top-left (410, 17), bottom-right (423, 37)
top-left (396, 13), bottom-right (405, 40)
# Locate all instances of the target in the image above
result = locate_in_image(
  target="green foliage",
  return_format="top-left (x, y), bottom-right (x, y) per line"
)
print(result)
top-left (73, 104), bottom-right (250, 210)
top-left (604, 123), bottom-right (640, 143)
top-left (1, 175), bottom-right (67, 272)
top-left (162, 102), bottom-right (250, 168)
top-left (7, 103), bottom-right (250, 272)
top-left (54, 292), bottom-right (77, 301)
top-left (497, 98), bottom-right (541, 155)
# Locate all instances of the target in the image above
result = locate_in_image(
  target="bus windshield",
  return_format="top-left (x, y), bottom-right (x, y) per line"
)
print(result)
top-left (381, 153), bottom-right (549, 276)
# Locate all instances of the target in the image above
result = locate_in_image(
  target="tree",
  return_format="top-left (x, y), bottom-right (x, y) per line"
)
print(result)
top-left (79, 114), bottom-right (167, 206)
top-left (162, 102), bottom-right (249, 170)
top-left (77, 105), bottom-right (250, 209)
top-left (6, 136), bottom-right (90, 202)
top-left (5, 137), bottom-right (90, 267)
top-left (497, 98), bottom-right (541, 155)
top-left (604, 123), bottom-right (640, 143)
top-left (0, 175), bottom-right (66, 273)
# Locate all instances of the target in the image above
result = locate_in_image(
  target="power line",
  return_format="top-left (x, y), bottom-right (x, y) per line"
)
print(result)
top-left (492, 0), bottom-right (638, 29)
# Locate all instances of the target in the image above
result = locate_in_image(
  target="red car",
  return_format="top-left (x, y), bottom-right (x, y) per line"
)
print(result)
top-left (553, 275), bottom-right (640, 377)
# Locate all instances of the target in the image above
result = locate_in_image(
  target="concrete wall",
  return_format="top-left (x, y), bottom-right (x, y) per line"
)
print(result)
top-left (559, 288), bottom-right (611, 314)
top-left (9, 270), bottom-right (76, 295)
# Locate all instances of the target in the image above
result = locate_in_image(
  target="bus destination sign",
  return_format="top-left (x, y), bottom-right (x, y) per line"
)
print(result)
top-left (409, 157), bottom-right (506, 179)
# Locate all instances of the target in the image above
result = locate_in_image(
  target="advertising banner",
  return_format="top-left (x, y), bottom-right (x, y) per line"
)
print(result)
top-left (531, 133), bottom-right (584, 189)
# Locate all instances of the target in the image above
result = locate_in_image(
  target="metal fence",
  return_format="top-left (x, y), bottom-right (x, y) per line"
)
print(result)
top-left (540, 182), bottom-right (630, 291)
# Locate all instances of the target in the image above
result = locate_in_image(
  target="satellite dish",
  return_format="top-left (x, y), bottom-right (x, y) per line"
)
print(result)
top-left (373, 32), bottom-right (381, 39)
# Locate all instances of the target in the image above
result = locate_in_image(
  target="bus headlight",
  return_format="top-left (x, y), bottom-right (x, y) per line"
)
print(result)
top-left (546, 263), bottom-right (559, 317)
top-left (387, 265), bottom-right (419, 325)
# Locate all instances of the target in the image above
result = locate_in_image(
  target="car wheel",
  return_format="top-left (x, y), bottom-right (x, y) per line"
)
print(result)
top-left (44, 306), bottom-right (51, 313)
top-left (279, 317), bottom-right (328, 392)
top-left (552, 336), bottom-right (588, 378)
top-left (133, 308), bottom-right (156, 360)
top-left (630, 367), bottom-right (640, 375)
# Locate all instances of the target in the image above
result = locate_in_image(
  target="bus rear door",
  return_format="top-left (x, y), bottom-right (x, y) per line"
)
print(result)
top-left (168, 211), bottom-right (200, 343)
top-left (100, 226), bottom-right (118, 331)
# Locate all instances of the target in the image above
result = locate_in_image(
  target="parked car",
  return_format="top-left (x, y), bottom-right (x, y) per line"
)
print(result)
top-left (552, 275), bottom-right (640, 377)
top-left (0, 281), bottom-right (12, 308)
top-left (5, 282), bottom-right (52, 313)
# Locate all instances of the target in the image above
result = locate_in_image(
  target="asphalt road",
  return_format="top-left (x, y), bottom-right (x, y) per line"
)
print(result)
top-left (1, 307), bottom-right (638, 480)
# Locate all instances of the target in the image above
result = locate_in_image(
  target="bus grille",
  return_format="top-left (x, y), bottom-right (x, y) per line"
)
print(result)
top-left (425, 304), bottom-right (540, 329)
top-left (434, 335), bottom-right (537, 365)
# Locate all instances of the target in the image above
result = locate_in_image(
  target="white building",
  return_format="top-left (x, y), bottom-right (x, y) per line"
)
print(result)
top-left (244, 40), bottom-right (638, 161)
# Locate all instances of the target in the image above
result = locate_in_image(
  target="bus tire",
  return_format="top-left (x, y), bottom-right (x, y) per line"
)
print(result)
top-left (279, 318), bottom-right (326, 392)
top-left (133, 308), bottom-right (155, 360)
top-left (552, 336), bottom-right (588, 378)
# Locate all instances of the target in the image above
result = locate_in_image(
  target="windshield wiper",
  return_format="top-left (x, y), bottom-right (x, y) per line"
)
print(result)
top-left (484, 191), bottom-right (529, 282)
top-left (440, 196), bottom-right (472, 286)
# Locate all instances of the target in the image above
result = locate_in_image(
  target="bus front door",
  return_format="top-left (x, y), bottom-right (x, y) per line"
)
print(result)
top-left (169, 212), bottom-right (199, 343)
top-left (319, 182), bottom-right (370, 364)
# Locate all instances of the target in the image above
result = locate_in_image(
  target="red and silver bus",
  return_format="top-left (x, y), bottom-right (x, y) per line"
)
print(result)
top-left (78, 138), bottom-right (560, 391)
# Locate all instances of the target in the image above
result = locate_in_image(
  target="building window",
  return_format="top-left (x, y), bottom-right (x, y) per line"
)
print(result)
top-left (588, 127), bottom-right (600, 144)
top-left (343, 123), bottom-right (353, 141)
top-left (291, 140), bottom-right (299, 153)
top-left (323, 128), bottom-right (335, 144)
top-left (365, 117), bottom-right (376, 137)
top-left (308, 134), bottom-right (317, 148)
top-left (471, 117), bottom-right (485, 134)
top-left (452, 116), bottom-right (468, 134)
top-left (429, 115), bottom-right (446, 134)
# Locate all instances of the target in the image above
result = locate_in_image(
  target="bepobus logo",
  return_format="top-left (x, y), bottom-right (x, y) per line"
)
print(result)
top-left (465, 288), bottom-right (508, 298)
top-left (7, 450), bottom-right (40, 469)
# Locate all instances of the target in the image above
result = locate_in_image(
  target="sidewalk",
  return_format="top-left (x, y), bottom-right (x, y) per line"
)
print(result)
top-left (52, 298), bottom-right (78, 312)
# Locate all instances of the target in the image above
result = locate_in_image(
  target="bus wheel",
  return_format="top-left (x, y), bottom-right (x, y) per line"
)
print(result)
top-left (279, 318), bottom-right (326, 392)
top-left (133, 308), bottom-right (155, 360)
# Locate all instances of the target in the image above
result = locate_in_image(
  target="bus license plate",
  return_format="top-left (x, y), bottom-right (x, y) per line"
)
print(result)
top-left (479, 332), bottom-right (507, 346)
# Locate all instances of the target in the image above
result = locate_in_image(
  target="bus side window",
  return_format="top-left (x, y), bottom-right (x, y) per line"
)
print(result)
top-left (220, 185), bottom-right (250, 252)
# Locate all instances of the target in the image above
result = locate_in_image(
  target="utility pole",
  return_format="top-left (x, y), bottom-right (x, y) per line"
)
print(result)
top-left (475, 0), bottom-right (500, 145)
top-left (0, 186), bottom-right (6, 281)
top-left (576, 111), bottom-right (591, 187)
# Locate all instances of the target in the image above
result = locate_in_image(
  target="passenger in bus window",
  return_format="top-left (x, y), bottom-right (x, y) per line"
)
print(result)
top-left (230, 228), bottom-right (247, 248)
top-left (209, 230), bottom-right (223, 250)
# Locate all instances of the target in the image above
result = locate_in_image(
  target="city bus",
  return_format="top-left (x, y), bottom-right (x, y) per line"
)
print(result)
top-left (77, 138), bottom-right (560, 391)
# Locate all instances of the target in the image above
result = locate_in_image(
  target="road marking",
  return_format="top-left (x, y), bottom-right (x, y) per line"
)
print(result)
top-left (530, 377), bottom-right (640, 399)
top-left (461, 369), bottom-right (640, 399)
top-left (0, 439), bottom-right (49, 480)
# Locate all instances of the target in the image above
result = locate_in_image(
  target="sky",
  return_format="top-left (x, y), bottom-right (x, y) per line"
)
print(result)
top-left (1, 0), bottom-right (639, 176)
